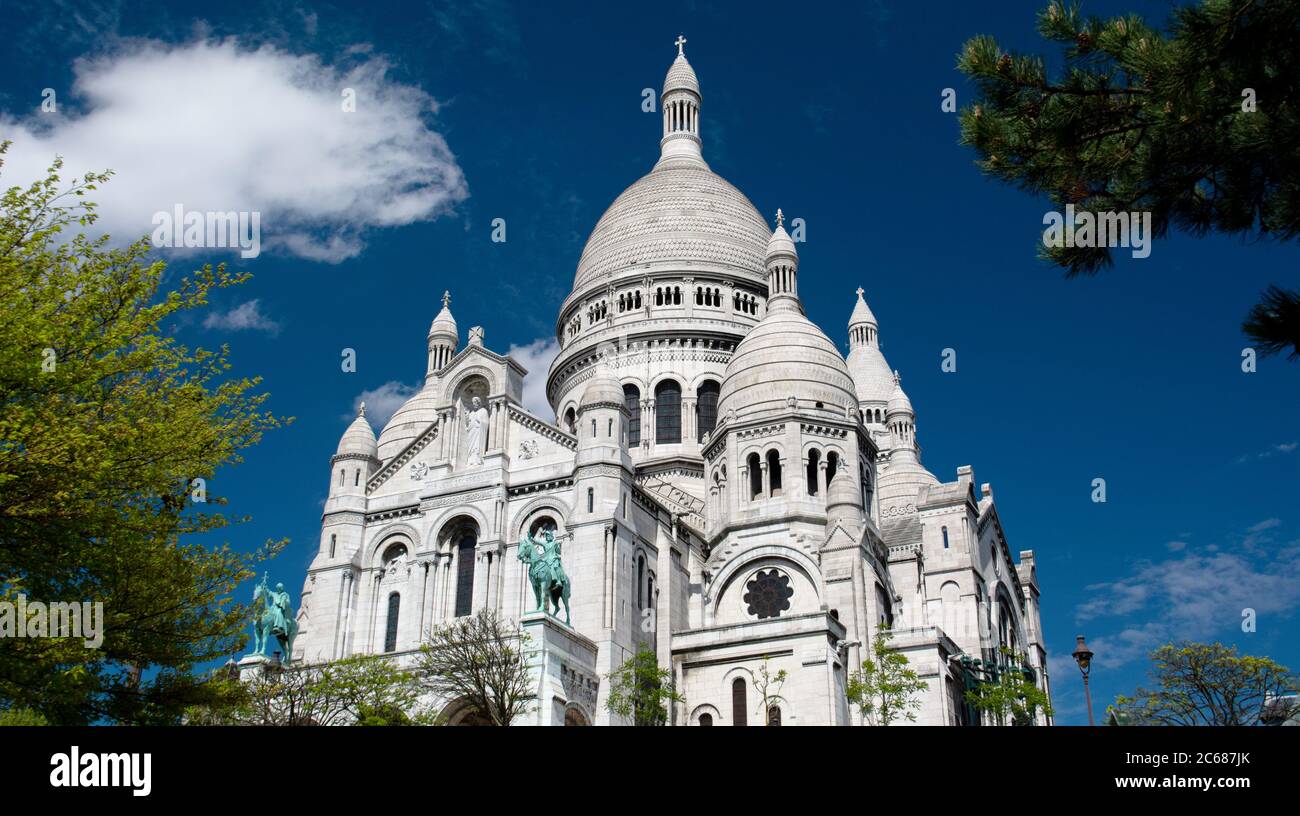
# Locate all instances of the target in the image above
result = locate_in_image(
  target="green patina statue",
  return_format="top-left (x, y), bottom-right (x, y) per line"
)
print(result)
top-left (518, 528), bottom-right (572, 624)
top-left (252, 572), bottom-right (297, 662)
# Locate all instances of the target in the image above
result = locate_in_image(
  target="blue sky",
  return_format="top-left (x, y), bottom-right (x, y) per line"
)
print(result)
top-left (3, 0), bottom-right (1297, 725)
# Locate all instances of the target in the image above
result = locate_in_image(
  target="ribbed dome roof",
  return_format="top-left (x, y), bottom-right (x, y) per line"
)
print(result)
top-left (376, 386), bottom-right (440, 461)
top-left (848, 345), bottom-right (894, 406)
top-left (663, 53), bottom-right (699, 95)
top-left (718, 306), bottom-right (856, 421)
top-left (877, 454), bottom-right (939, 507)
top-left (887, 372), bottom-right (914, 416)
top-left (581, 367), bottom-right (624, 408)
top-left (571, 165), bottom-right (770, 291)
top-left (429, 304), bottom-right (457, 338)
top-left (337, 411), bottom-right (378, 459)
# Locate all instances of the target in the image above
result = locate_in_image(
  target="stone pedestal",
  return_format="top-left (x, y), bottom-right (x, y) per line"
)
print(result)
top-left (237, 653), bottom-right (281, 682)
top-left (519, 612), bottom-right (600, 726)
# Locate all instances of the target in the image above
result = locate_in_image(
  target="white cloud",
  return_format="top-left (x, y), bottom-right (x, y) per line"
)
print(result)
top-left (506, 336), bottom-right (559, 420)
top-left (1236, 442), bottom-right (1298, 464)
top-left (2, 38), bottom-right (467, 262)
top-left (202, 299), bottom-right (280, 334)
top-left (348, 380), bottom-right (417, 427)
top-left (1075, 520), bottom-right (1300, 669)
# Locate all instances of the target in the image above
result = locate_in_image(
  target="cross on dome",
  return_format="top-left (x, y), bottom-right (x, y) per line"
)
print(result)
top-left (856, 286), bottom-right (864, 298)
top-left (675, 34), bottom-right (687, 56)
top-left (441, 290), bottom-right (451, 309)
top-left (359, 401), bottom-right (367, 417)
top-left (775, 208), bottom-right (784, 228)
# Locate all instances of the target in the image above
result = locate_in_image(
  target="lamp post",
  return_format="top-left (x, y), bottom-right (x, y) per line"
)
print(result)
top-left (1072, 635), bottom-right (1095, 726)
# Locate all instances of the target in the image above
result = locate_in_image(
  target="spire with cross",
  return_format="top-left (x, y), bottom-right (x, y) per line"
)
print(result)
top-left (675, 34), bottom-right (687, 57)
top-left (441, 290), bottom-right (451, 310)
top-left (775, 208), bottom-right (784, 229)
top-left (856, 286), bottom-right (864, 298)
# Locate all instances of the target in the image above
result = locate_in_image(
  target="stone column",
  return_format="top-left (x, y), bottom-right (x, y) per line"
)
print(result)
top-left (819, 460), bottom-right (829, 499)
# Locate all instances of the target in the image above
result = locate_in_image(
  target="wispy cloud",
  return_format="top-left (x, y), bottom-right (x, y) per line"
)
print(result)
top-left (348, 381), bottom-right (418, 427)
top-left (1075, 519), bottom-right (1300, 670)
top-left (202, 299), bottom-right (280, 334)
top-left (506, 336), bottom-right (559, 420)
top-left (2, 37), bottom-right (467, 262)
top-left (1235, 442), bottom-right (1298, 464)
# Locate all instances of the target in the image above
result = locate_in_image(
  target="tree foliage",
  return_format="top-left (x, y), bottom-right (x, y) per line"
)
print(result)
top-left (604, 645), bottom-right (683, 726)
top-left (0, 145), bottom-right (288, 723)
top-left (1111, 641), bottom-right (1300, 725)
top-left (846, 623), bottom-right (929, 726)
top-left (963, 651), bottom-right (1053, 727)
top-left (957, 0), bottom-right (1300, 358)
top-left (185, 654), bottom-right (428, 726)
top-left (417, 609), bottom-right (533, 726)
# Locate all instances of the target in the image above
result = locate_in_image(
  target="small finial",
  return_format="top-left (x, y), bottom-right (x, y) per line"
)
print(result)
top-left (675, 34), bottom-right (687, 57)
top-left (856, 286), bottom-right (864, 298)
top-left (359, 401), bottom-right (366, 417)
top-left (893, 370), bottom-right (901, 385)
top-left (442, 290), bottom-right (451, 310)
top-left (775, 208), bottom-right (784, 228)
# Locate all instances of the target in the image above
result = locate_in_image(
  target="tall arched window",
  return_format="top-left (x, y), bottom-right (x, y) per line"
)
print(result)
top-left (384, 592), bottom-right (400, 653)
top-left (454, 527), bottom-right (477, 617)
top-left (732, 678), bottom-right (748, 726)
top-left (655, 380), bottom-right (681, 444)
top-left (624, 384), bottom-right (641, 446)
top-left (806, 449), bottom-right (821, 496)
top-left (826, 451), bottom-right (840, 485)
top-left (563, 407), bottom-right (576, 435)
top-left (637, 555), bottom-right (646, 609)
top-left (748, 452), bottom-right (762, 500)
top-left (696, 380), bottom-right (720, 441)
top-left (766, 450), bottom-right (782, 497)
top-left (698, 713), bottom-right (713, 726)
top-left (767, 706), bottom-right (782, 726)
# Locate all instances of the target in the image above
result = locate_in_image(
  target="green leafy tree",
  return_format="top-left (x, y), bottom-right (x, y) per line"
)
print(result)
top-left (0, 146), bottom-right (288, 724)
top-left (0, 706), bottom-right (49, 726)
top-left (1111, 641), bottom-right (1300, 725)
top-left (753, 657), bottom-right (788, 725)
top-left (417, 609), bottom-right (533, 726)
top-left (957, 0), bottom-right (1300, 358)
top-left (604, 645), bottom-right (684, 726)
top-left (186, 654), bottom-right (428, 726)
top-left (964, 650), bottom-right (1053, 726)
top-left (846, 624), bottom-right (929, 725)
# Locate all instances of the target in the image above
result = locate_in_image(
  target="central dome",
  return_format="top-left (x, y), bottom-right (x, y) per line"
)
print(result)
top-left (571, 164), bottom-right (771, 292)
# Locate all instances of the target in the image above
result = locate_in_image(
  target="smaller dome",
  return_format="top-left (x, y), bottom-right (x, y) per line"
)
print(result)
top-left (849, 288), bottom-right (877, 327)
top-left (581, 367), bottom-right (624, 408)
top-left (848, 345), bottom-right (894, 407)
top-left (664, 53), bottom-right (699, 95)
top-left (429, 305), bottom-right (457, 339)
top-left (337, 409), bottom-right (378, 459)
top-left (827, 471), bottom-right (861, 509)
top-left (766, 217), bottom-right (796, 261)
top-left (376, 386), bottom-right (441, 461)
top-left (886, 371), bottom-right (913, 416)
top-left (718, 307), bottom-right (856, 421)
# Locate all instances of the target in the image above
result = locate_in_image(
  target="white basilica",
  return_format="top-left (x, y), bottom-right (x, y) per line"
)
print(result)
top-left (292, 40), bottom-right (1052, 726)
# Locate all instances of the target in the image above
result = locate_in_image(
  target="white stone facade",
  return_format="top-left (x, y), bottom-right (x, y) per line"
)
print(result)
top-left (292, 42), bottom-right (1052, 726)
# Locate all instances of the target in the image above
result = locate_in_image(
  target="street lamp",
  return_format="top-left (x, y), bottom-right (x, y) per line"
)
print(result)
top-left (1072, 635), bottom-right (1095, 726)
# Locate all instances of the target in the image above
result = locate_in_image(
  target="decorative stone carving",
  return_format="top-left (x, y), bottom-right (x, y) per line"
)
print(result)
top-left (519, 438), bottom-right (539, 460)
top-left (410, 460), bottom-right (430, 481)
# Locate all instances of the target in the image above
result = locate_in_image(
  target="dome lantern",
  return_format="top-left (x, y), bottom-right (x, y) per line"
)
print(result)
top-left (657, 35), bottom-right (705, 170)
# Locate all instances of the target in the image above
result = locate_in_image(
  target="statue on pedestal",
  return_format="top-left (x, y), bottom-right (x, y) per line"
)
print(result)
top-left (518, 528), bottom-right (572, 624)
top-left (251, 572), bottom-right (297, 662)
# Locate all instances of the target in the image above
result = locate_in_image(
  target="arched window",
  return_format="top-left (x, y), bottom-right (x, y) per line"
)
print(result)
top-left (806, 449), bottom-right (821, 496)
top-left (624, 384), bottom-right (641, 446)
top-left (748, 452), bottom-right (762, 500)
top-left (767, 706), bottom-right (782, 726)
top-left (338, 469), bottom-right (344, 487)
top-left (384, 592), bottom-right (400, 653)
top-left (329, 534), bottom-right (336, 558)
top-left (696, 380), bottom-right (720, 441)
top-left (655, 380), bottom-right (681, 444)
top-left (942, 526), bottom-right (950, 549)
top-left (862, 467), bottom-right (874, 514)
top-left (698, 713), bottom-right (713, 726)
top-left (732, 678), bottom-right (748, 726)
top-left (766, 449), bottom-right (782, 497)
top-left (563, 407), bottom-right (576, 434)
top-left (454, 526), bottom-right (478, 617)
top-left (354, 469), bottom-right (360, 486)
top-left (826, 451), bottom-right (840, 485)
top-left (637, 555), bottom-right (646, 609)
